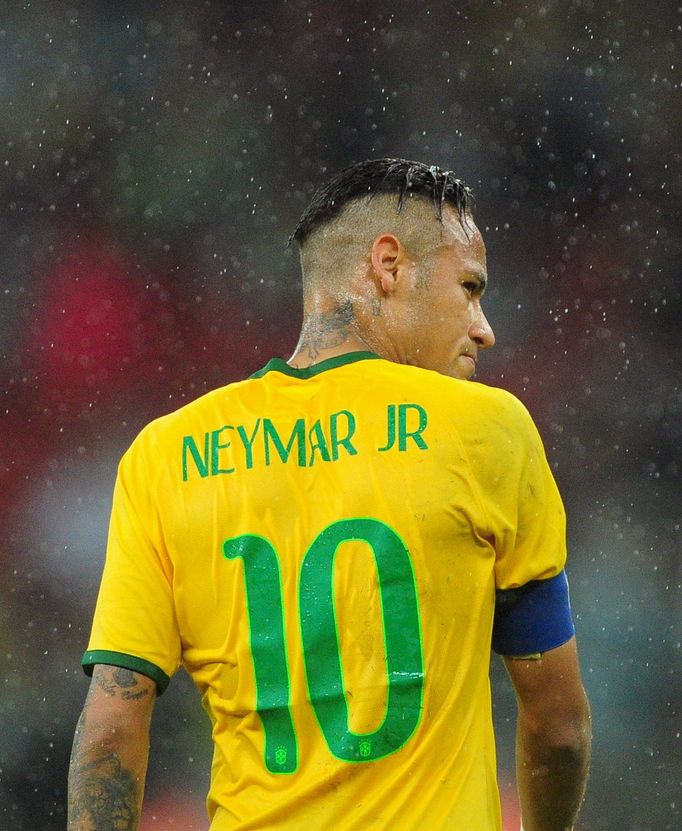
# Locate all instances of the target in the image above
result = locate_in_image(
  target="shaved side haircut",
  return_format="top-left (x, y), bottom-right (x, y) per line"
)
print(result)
top-left (290, 158), bottom-right (475, 290)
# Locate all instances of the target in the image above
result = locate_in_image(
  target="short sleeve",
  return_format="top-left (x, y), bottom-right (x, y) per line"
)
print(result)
top-left (497, 405), bottom-right (566, 590)
top-left (82, 430), bottom-right (181, 693)
top-left (464, 388), bottom-right (567, 590)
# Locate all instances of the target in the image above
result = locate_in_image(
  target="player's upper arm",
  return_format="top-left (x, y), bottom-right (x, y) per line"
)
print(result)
top-left (503, 638), bottom-right (590, 744)
top-left (81, 664), bottom-right (157, 741)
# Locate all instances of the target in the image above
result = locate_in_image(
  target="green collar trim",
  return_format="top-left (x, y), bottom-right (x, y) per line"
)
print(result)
top-left (250, 351), bottom-right (382, 380)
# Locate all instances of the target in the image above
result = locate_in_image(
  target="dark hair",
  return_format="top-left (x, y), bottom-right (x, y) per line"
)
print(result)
top-left (290, 158), bottom-right (473, 246)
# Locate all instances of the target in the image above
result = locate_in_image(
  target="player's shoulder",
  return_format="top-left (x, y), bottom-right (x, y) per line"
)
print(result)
top-left (389, 364), bottom-right (544, 458)
top-left (382, 361), bottom-right (532, 419)
top-left (460, 377), bottom-right (536, 424)
top-left (126, 374), bottom-right (253, 453)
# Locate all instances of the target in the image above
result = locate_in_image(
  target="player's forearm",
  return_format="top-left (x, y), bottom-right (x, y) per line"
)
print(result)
top-left (68, 666), bottom-right (155, 830)
top-left (68, 703), bottom-right (151, 831)
top-left (515, 704), bottom-right (591, 831)
top-left (67, 706), bottom-right (149, 830)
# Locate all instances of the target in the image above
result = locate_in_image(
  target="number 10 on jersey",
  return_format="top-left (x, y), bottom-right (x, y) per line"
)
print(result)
top-left (223, 518), bottom-right (425, 774)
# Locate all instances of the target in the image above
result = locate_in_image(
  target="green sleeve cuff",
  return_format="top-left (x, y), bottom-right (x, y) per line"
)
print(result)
top-left (82, 650), bottom-right (171, 695)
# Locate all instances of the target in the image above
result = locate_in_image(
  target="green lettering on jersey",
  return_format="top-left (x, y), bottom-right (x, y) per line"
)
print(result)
top-left (236, 419), bottom-right (262, 470)
top-left (378, 404), bottom-right (428, 452)
top-left (398, 403), bottom-right (428, 450)
top-left (223, 518), bottom-right (425, 773)
top-left (223, 535), bottom-right (298, 773)
top-left (263, 418), bottom-right (306, 467)
top-left (308, 419), bottom-right (331, 465)
top-left (211, 426), bottom-right (236, 475)
top-left (182, 434), bottom-right (210, 481)
top-left (299, 518), bottom-right (424, 762)
top-left (378, 404), bottom-right (397, 452)
top-left (330, 410), bottom-right (357, 460)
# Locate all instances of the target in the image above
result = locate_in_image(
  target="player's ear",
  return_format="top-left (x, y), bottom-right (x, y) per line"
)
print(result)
top-left (370, 234), bottom-right (404, 294)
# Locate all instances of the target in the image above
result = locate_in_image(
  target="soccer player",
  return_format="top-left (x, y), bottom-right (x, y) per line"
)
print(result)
top-left (68, 158), bottom-right (591, 831)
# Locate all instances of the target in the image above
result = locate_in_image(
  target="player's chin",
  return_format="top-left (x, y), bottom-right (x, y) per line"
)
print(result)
top-left (440, 367), bottom-right (474, 381)
top-left (420, 355), bottom-right (475, 380)
top-left (450, 355), bottom-right (477, 380)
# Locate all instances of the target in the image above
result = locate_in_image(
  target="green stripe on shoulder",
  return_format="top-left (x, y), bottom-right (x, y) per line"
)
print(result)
top-left (82, 650), bottom-right (171, 695)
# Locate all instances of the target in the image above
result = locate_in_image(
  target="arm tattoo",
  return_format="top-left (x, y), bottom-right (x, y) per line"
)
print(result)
top-left (298, 300), bottom-right (356, 360)
top-left (68, 666), bottom-right (152, 829)
top-left (69, 747), bottom-right (140, 830)
top-left (94, 666), bottom-right (153, 701)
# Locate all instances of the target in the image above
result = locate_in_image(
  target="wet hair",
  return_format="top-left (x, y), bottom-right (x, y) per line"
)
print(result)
top-left (290, 157), bottom-right (473, 247)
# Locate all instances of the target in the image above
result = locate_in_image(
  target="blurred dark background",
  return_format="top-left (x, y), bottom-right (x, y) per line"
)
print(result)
top-left (0, 1), bottom-right (679, 829)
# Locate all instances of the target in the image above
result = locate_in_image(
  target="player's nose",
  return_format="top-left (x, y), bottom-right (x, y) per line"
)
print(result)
top-left (469, 306), bottom-right (495, 349)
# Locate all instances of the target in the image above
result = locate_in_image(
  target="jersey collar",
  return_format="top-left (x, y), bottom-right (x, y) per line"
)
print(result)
top-left (250, 351), bottom-right (382, 380)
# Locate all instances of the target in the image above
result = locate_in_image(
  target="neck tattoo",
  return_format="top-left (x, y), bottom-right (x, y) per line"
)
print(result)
top-left (298, 300), bottom-right (356, 360)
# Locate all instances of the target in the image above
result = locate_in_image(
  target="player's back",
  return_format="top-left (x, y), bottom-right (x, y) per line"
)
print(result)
top-left (96, 351), bottom-right (538, 830)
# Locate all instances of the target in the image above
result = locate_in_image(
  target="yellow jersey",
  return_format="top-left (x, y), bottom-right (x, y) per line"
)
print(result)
top-left (83, 351), bottom-right (568, 830)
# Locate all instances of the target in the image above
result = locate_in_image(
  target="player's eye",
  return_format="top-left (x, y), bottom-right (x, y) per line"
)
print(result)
top-left (462, 281), bottom-right (478, 295)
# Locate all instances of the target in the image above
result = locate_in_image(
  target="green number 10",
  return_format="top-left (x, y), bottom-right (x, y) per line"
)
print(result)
top-left (223, 518), bottom-right (424, 774)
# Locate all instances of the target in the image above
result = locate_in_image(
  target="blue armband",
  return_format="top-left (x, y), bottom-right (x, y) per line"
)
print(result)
top-left (492, 569), bottom-right (575, 656)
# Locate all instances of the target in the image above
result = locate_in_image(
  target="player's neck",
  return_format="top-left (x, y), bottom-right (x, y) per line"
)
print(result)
top-left (288, 300), bottom-right (376, 368)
